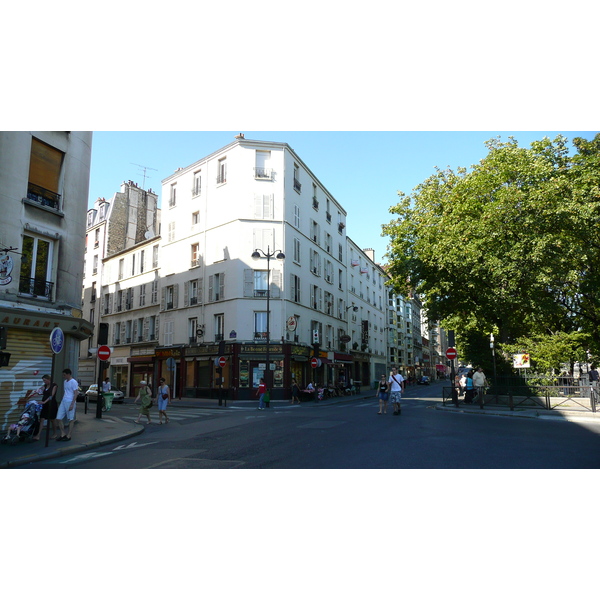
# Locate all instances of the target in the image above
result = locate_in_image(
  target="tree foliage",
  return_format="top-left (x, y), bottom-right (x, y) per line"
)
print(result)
top-left (383, 133), bottom-right (600, 365)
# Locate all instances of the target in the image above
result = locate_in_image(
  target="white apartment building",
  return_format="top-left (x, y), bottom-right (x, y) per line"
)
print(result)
top-left (0, 131), bottom-right (92, 431)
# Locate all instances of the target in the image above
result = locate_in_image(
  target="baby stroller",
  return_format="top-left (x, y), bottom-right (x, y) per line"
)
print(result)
top-left (2, 400), bottom-right (41, 445)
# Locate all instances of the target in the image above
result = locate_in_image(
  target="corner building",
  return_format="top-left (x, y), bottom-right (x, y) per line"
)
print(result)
top-left (158, 136), bottom-right (366, 400)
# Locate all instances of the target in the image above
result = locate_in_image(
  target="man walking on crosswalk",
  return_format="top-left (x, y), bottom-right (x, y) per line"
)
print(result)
top-left (388, 367), bottom-right (405, 416)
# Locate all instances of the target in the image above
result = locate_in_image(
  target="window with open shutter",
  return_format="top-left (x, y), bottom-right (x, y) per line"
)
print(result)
top-left (27, 138), bottom-right (64, 209)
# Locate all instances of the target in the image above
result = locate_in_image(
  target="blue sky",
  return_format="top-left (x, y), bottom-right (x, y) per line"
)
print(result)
top-left (88, 131), bottom-right (596, 264)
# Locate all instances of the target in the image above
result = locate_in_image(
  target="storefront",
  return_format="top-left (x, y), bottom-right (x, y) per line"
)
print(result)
top-left (0, 308), bottom-right (92, 433)
top-left (237, 343), bottom-right (286, 400)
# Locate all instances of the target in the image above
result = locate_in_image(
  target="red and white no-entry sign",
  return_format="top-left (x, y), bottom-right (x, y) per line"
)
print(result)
top-left (310, 357), bottom-right (321, 368)
top-left (218, 356), bottom-right (227, 368)
top-left (98, 345), bottom-right (111, 361)
top-left (445, 347), bottom-right (457, 360)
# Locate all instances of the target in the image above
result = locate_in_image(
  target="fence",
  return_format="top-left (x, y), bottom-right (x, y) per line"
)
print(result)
top-left (442, 382), bottom-right (598, 413)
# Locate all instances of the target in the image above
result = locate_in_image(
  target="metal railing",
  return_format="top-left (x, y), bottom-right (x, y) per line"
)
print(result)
top-left (443, 383), bottom-right (598, 413)
top-left (27, 183), bottom-right (61, 210)
top-left (19, 276), bottom-right (54, 298)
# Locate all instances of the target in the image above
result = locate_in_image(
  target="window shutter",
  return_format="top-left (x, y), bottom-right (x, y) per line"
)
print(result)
top-left (29, 138), bottom-right (63, 193)
top-left (290, 273), bottom-right (296, 302)
top-left (208, 275), bottom-right (214, 302)
top-left (219, 273), bottom-right (225, 300)
top-left (254, 194), bottom-right (263, 218)
top-left (160, 287), bottom-right (166, 310)
top-left (244, 269), bottom-right (253, 297)
top-left (198, 278), bottom-right (203, 303)
top-left (270, 269), bottom-right (281, 298)
top-left (173, 283), bottom-right (179, 308)
top-left (184, 281), bottom-right (189, 306)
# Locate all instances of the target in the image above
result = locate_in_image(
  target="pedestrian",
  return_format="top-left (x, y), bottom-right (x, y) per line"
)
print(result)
top-left (388, 367), bottom-right (405, 416)
top-left (464, 369), bottom-right (475, 404)
top-left (291, 378), bottom-right (300, 404)
top-left (102, 377), bottom-right (111, 393)
top-left (589, 364), bottom-right (599, 402)
top-left (56, 368), bottom-right (79, 441)
top-left (133, 380), bottom-right (153, 425)
top-left (157, 377), bottom-right (170, 424)
top-left (28, 374), bottom-right (58, 441)
top-left (472, 367), bottom-right (487, 403)
top-left (376, 374), bottom-right (389, 415)
top-left (256, 377), bottom-right (266, 410)
top-left (459, 372), bottom-right (467, 397)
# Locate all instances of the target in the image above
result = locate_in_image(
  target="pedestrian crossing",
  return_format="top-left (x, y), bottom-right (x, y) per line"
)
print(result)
top-left (121, 408), bottom-right (225, 422)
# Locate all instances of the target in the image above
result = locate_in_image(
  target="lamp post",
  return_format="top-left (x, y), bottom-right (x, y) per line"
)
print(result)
top-left (490, 333), bottom-right (498, 402)
top-left (252, 246), bottom-right (285, 394)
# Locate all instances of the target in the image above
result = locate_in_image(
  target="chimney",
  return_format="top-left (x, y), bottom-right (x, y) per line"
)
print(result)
top-left (235, 133), bottom-right (245, 139)
top-left (364, 248), bottom-right (375, 262)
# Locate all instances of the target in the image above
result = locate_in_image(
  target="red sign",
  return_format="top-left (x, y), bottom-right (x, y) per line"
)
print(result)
top-left (218, 356), bottom-right (227, 368)
top-left (445, 347), bottom-right (457, 360)
top-left (310, 357), bottom-right (319, 368)
top-left (98, 345), bottom-right (111, 361)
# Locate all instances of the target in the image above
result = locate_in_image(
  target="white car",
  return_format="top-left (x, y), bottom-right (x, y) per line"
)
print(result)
top-left (84, 384), bottom-right (125, 403)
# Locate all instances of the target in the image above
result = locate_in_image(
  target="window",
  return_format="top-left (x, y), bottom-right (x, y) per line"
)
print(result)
top-left (92, 255), bottom-right (98, 275)
top-left (293, 164), bottom-right (301, 192)
top-left (311, 285), bottom-right (322, 311)
top-left (294, 205), bottom-right (300, 228)
top-left (114, 322), bottom-right (121, 345)
top-left (312, 183), bottom-right (318, 209)
top-left (324, 260), bottom-right (333, 283)
top-left (27, 138), bottom-right (64, 211)
top-left (94, 229), bottom-right (100, 248)
top-left (217, 157), bottom-right (227, 184)
top-left (118, 259), bottom-right (124, 280)
top-left (338, 243), bottom-right (343, 262)
top-left (103, 292), bottom-right (110, 315)
top-left (310, 220), bottom-right (320, 245)
top-left (189, 317), bottom-right (198, 344)
top-left (91, 281), bottom-right (96, 303)
top-left (193, 171), bottom-right (201, 196)
top-left (326, 198), bottom-right (331, 223)
top-left (152, 245), bottom-right (159, 268)
top-left (135, 318), bottom-right (144, 342)
top-left (139, 284), bottom-right (146, 307)
top-left (291, 274), bottom-right (301, 303)
top-left (214, 314), bottom-right (224, 342)
top-left (192, 211), bottom-right (200, 226)
top-left (169, 183), bottom-right (177, 207)
top-left (189, 280), bottom-right (198, 305)
top-left (293, 238), bottom-right (301, 264)
top-left (19, 234), bottom-right (54, 298)
top-left (149, 315), bottom-right (157, 340)
top-left (131, 254), bottom-right (135, 276)
top-left (191, 243), bottom-right (200, 268)
top-left (165, 285), bottom-right (174, 310)
top-left (325, 232), bottom-right (332, 254)
top-left (209, 273), bottom-right (224, 302)
top-left (255, 150), bottom-right (272, 179)
top-left (338, 269), bottom-right (343, 291)
top-left (140, 249), bottom-right (145, 273)
top-left (310, 250), bottom-right (321, 276)
top-left (253, 270), bottom-right (268, 297)
top-left (254, 312), bottom-right (267, 341)
top-left (324, 291), bottom-right (334, 315)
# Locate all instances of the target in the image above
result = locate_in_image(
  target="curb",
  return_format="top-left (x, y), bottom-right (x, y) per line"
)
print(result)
top-left (435, 404), bottom-right (600, 422)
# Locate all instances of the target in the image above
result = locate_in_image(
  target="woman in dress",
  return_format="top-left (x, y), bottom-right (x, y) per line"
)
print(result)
top-left (134, 380), bottom-right (153, 424)
top-left (376, 374), bottom-right (389, 415)
top-left (30, 374), bottom-right (58, 440)
top-left (157, 377), bottom-right (170, 424)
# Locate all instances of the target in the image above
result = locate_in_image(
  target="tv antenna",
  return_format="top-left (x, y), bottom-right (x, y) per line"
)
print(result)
top-left (131, 163), bottom-right (158, 190)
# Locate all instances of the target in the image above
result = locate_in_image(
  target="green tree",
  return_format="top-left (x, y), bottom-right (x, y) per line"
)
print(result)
top-left (383, 134), bottom-right (600, 361)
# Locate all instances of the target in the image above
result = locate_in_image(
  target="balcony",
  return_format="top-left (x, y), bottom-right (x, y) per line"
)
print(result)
top-left (254, 332), bottom-right (268, 341)
top-left (190, 297), bottom-right (198, 305)
top-left (19, 276), bottom-right (54, 299)
top-left (166, 302), bottom-right (174, 310)
top-left (215, 333), bottom-right (224, 342)
top-left (253, 289), bottom-right (268, 297)
top-left (26, 183), bottom-right (61, 211)
top-left (254, 167), bottom-right (272, 180)
top-left (312, 197), bottom-right (319, 210)
top-left (293, 178), bottom-right (301, 193)
top-left (217, 173), bottom-right (226, 184)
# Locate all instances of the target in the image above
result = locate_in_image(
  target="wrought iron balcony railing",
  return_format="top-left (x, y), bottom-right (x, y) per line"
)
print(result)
top-left (19, 276), bottom-right (54, 298)
top-left (26, 183), bottom-right (61, 211)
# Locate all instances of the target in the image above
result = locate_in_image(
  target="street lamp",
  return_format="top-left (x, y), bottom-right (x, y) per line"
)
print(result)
top-left (252, 246), bottom-right (285, 393)
top-left (490, 333), bottom-right (498, 401)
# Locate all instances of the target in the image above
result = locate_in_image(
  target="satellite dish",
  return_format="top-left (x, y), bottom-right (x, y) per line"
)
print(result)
top-left (144, 231), bottom-right (151, 239)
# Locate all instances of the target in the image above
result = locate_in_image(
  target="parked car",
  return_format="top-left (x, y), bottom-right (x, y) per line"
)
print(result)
top-left (417, 376), bottom-right (430, 385)
top-left (84, 384), bottom-right (125, 403)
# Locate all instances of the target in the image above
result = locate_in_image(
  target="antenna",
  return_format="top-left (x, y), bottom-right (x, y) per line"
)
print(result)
top-left (131, 163), bottom-right (158, 190)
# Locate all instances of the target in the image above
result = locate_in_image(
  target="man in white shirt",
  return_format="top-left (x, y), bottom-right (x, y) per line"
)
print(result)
top-left (102, 378), bottom-right (111, 393)
top-left (388, 367), bottom-right (405, 416)
top-left (472, 367), bottom-right (487, 403)
top-left (56, 368), bottom-right (79, 441)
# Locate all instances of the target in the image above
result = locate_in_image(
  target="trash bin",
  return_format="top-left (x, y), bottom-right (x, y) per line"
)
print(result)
top-left (102, 392), bottom-right (114, 411)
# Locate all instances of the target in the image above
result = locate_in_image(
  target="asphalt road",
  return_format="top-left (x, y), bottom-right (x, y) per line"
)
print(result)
top-left (23, 385), bottom-right (600, 468)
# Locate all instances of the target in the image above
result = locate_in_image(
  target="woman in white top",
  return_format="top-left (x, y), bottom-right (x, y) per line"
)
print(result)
top-left (157, 377), bottom-right (170, 424)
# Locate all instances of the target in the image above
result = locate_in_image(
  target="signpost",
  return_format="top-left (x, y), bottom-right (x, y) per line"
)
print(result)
top-left (445, 347), bottom-right (457, 360)
top-left (96, 345), bottom-right (112, 419)
top-left (97, 345), bottom-right (111, 361)
top-left (48, 328), bottom-right (64, 447)
top-left (311, 357), bottom-right (321, 369)
top-left (446, 346), bottom-right (459, 407)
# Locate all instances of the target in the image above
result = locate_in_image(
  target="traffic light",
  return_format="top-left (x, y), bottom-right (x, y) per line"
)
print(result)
top-left (98, 322), bottom-right (109, 346)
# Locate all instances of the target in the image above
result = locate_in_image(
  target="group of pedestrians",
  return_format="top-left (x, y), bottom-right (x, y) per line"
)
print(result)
top-left (134, 377), bottom-right (171, 424)
top-left (454, 367), bottom-right (487, 403)
top-left (376, 367), bottom-right (405, 416)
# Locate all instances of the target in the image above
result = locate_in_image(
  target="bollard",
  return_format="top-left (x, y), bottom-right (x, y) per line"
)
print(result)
top-left (509, 392), bottom-right (514, 411)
